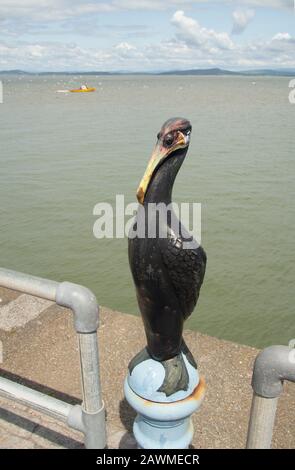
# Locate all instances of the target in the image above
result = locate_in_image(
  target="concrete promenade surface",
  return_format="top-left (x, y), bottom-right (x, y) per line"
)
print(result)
top-left (0, 286), bottom-right (294, 449)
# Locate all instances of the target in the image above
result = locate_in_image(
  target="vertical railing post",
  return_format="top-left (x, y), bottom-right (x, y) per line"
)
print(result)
top-left (246, 345), bottom-right (295, 449)
top-left (246, 394), bottom-right (278, 449)
top-left (56, 282), bottom-right (106, 449)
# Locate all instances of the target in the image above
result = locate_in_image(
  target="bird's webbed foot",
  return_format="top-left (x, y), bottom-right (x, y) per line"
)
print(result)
top-left (157, 353), bottom-right (189, 397)
top-left (128, 342), bottom-right (198, 398)
top-left (157, 342), bottom-right (197, 397)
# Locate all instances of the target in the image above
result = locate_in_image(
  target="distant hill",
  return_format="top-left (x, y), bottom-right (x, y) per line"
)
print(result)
top-left (241, 69), bottom-right (295, 77)
top-left (0, 70), bottom-right (113, 76)
top-left (160, 68), bottom-right (295, 77)
top-left (39, 71), bottom-right (113, 76)
top-left (0, 69), bottom-right (30, 75)
top-left (160, 68), bottom-right (240, 76)
top-left (0, 68), bottom-right (294, 77)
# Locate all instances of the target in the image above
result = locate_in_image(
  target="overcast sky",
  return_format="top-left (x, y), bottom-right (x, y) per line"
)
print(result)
top-left (0, 0), bottom-right (294, 71)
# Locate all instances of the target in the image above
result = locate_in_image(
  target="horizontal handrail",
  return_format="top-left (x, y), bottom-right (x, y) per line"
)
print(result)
top-left (0, 268), bottom-right (58, 301)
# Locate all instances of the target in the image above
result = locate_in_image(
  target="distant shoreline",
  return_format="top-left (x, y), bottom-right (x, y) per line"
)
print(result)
top-left (1, 67), bottom-right (295, 77)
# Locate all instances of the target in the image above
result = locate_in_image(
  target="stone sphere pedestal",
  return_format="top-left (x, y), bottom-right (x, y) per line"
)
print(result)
top-left (124, 353), bottom-right (205, 449)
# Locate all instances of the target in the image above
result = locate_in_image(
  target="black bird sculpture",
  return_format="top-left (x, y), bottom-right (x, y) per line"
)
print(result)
top-left (128, 118), bottom-right (207, 397)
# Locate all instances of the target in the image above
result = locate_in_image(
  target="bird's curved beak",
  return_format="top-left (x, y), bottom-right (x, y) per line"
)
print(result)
top-left (136, 131), bottom-right (189, 205)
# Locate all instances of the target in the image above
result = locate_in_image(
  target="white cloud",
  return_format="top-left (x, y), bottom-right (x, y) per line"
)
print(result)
top-left (0, 0), bottom-right (189, 21)
top-left (0, 1), bottom-right (115, 21)
top-left (0, 4), bottom-right (294, 71)
top-left (0, 41), bottom-right (112, 71)
top-left (239, 0), bottom-right (291, 7)
top-left (272, 32), bottom-right (292, 41)
top-left (1, 20), bottom-right (294, 72)
top-left (0, 0), bottom-right (292, 21)
top-left (232, 9), bottom-right (255, 34)
top-left (0, 38), bottom-right (146, 71)
top-left (171, 10), bottom-right (234, 51)
top-left (167, 10), bottom-right (295, 70)
top-left (115, 42), bottom-right (136, 51)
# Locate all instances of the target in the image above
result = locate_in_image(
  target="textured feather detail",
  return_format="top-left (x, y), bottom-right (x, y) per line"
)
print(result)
top-left (160, 235), bottom-right (207, 320)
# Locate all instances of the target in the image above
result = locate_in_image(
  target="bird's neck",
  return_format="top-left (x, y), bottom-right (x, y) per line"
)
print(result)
top-left (144, 153), bottom-right (185, 206)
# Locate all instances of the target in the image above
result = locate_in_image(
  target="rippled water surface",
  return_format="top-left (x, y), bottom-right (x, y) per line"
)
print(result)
top-left (0, 74), bottom-right (294, 348)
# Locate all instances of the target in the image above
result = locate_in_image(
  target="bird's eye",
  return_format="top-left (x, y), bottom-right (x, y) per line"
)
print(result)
top-left (164, 133), bottom-right (174, 147)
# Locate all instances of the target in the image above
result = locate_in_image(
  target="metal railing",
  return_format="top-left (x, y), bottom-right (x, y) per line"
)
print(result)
top-left (0, 268), bottom-right (106, 449)
top-left (246, 345), bottom-right (295, 449)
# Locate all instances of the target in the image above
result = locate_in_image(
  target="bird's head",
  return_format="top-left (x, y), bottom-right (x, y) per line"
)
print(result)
top-left (137, 117), bottom-right (192, 205)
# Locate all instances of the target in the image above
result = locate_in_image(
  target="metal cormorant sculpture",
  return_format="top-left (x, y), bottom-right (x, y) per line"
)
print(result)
top-left (128, 118), bottom-right (207, 397)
